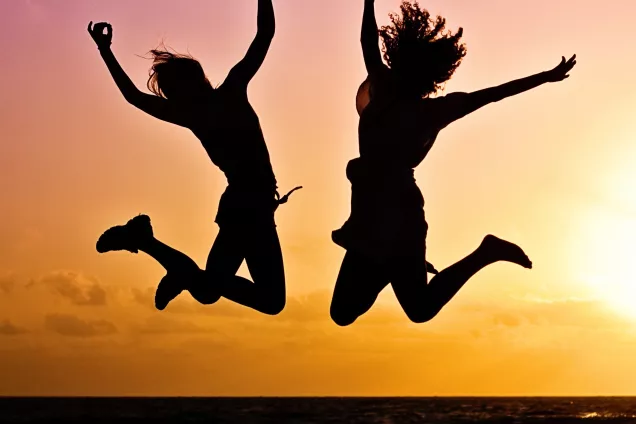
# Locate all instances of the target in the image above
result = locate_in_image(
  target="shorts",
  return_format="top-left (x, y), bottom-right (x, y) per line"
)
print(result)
top-left (214, 185), bottom-right (278, 229)
top-left (332, 158), bottom-right (427, 258)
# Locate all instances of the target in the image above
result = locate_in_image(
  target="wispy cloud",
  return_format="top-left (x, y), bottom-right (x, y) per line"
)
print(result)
top-left (0, 320), bottom-right (27, 336)
top-left (31, 271), bottom-right (107, 306)
top-left (45, 314), bottom-right (117, 337)
top-left (139, 315), bottom-right (213, 335)
top-left (0, 275), bottom-right (16, 295)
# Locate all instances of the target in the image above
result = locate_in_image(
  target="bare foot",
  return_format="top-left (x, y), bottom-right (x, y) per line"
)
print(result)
top-left (480, 235), bottom-right (532, 269)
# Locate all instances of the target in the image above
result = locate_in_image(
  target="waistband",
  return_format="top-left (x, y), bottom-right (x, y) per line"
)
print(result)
top-left (346, 158), bottom-right (416, 185)
top-left (224, 184), bottom-right (303, 208)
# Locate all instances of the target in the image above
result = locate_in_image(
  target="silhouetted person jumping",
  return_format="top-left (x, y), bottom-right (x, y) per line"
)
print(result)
top-left (88, 0), bottom-right (300, 314)
top-left (330, 0), bottom-right (576, 326)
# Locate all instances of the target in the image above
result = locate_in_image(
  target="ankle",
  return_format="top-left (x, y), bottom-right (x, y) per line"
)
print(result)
top-left (137, 236), bottom-right (156, 252)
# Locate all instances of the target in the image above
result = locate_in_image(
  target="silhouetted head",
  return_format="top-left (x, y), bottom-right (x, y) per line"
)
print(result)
top-left (147, 48), bottom-right (212, 100)
top-left (379, 1), bottom-right (466, 98)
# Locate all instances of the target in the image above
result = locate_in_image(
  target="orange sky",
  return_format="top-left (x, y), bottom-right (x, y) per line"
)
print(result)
top-left (1, 0), bottom-right (636, 396)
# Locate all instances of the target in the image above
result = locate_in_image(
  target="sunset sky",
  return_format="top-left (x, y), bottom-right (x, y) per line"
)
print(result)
top-left (1, 0), bottom-right (636, 396)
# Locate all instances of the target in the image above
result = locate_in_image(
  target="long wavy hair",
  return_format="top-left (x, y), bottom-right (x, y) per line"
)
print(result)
top-left (379, 1), bottom-right (467, 98)
top-left (146, 47), bottom-right (212, 99)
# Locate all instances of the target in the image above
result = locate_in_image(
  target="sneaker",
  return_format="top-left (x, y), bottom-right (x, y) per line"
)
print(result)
top-left (96, 214), bottom-right (153, 254)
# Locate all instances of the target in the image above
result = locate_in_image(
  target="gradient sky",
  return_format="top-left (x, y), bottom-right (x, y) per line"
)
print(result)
top-left (1, 0), bottom-right (636, 396)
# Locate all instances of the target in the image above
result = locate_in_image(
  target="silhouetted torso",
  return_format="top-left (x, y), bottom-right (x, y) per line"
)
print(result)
top-left (334, 74), bottom-right (441, 256)
top-left (187, 84), bottom-right (277, 190)
top-left (358, 73), bottom-right (439, 169)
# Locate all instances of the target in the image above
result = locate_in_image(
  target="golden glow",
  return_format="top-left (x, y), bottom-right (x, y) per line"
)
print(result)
top-left (575, 154), bottom-right (636, 319)
top-left (1, 0), bottom-right (636, 396)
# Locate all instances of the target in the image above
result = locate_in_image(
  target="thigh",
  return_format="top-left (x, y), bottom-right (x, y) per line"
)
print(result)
top-left (205, 227), bottom-right (246, 278)
top-left (330, 251), bottom-right (390, 326)
top-left (389, 250), bottom-right (430, 322)
top-left (243, 224), bottom-right (285, 294)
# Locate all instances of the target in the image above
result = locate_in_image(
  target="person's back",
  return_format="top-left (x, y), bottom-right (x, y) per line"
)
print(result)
top-left (331, 0), bottom-right (572, 328)
top-left (90, 0), bottom-right (297, 316)
top-left (187, 84), bottom-right (277, 189)
top-left (358, 87), bottom-right (439, 171)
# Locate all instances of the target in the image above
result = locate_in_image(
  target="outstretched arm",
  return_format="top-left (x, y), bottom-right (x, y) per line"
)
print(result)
top-left (361, 0), bottom-right (385, 74)
top-left (87, 22), bottom-right (186, 127)
top-left (225, 0), bottom-right (275, 88)
top-left (436, 55), bottom-right (576, 128)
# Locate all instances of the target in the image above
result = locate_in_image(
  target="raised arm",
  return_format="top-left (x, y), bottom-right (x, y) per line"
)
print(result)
top-left (435, 55), bottom-right (576, 128)
top-left (87, 22), bottom-right (186, 127)
top-left (225, 0), bottom-right (275, 88)
top-left (361, 0), bottom-right (385, 74)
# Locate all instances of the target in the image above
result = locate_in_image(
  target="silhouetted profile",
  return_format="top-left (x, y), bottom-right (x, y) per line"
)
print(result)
top-left (330, 0), bottom-right (576, 326)
top-left (88, 0), bottom-right (300, 314)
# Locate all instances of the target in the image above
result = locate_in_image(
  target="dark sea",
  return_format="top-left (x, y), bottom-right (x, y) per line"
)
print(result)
top-left (1, 397), bottom-right (636, 423)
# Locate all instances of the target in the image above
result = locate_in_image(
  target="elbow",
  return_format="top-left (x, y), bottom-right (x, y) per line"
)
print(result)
top-left (123, 94), bottom-right (138, 106)
top-left (122, 89), bottom-right (143, 106)
top-left (257, 26), bottom-right (275, 41)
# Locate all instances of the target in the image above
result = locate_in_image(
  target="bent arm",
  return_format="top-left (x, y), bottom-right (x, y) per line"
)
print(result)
top-left (361, 0), bottom-right (384, 74)
top-left (225, 0), bottom-right (275, 87)
top-left (98, 47), bottom-right (186, 126)
top-left (436, 71), bottom-right (550, 128)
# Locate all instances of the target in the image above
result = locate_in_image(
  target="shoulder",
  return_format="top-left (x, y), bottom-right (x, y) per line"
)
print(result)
top-left (216, 81), bottom-right (249, 104)
top-left (219, 75), bottom-right (248, 96)
top-left (356, 67), bottom-right (395, 115)
top-left (356, 79), bottom-right (372, 116)
top-left (420, 92), bottom-right (470, 112)
top-left (418, 96), bottom-right (456, 131)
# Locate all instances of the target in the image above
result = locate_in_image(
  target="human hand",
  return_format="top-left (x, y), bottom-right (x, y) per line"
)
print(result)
top-left (546, 54), bottom-right (576, 82)
top-left (88, 21), bottom-right (113, 50)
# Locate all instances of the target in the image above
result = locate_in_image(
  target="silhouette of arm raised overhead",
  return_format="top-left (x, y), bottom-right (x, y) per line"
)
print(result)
top-left (361, 0), bottom-right (385, 75)
top-left (435, 55), bottom-right (577, 129)
top-left (225, 0), bottom-right (275, 88)
top-left (88, 22), bottom-right (187, 127)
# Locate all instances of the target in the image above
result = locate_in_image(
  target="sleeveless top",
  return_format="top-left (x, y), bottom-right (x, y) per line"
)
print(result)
top-left (333, 74), bottom-right (441, 256)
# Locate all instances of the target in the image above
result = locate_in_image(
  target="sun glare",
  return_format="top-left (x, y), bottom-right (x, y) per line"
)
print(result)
top-left (575, 167), bottom-right (636, 318)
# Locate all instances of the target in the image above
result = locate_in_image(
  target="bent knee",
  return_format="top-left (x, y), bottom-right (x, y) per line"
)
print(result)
top-left (260, 297), bottom-right (286, 316)
top-left (330, 307), bottom-right (359, 327)
top-left (197, 292), bottom-right (221, 305)
top-left (403, 306), bottom-right (439, 324)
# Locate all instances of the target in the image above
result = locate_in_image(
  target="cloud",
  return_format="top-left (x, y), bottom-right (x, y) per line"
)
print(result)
top-left (132, 287), bottom-right (154, 308)
top-left (131, 287), bottom-right (254, 318)
top-left (132, 287), bottom-right (400, 326)
top-left (45, 314), bottom-right (117, 337)
top-left (493, 312), bottom-right (522, 328)
top-left (139, 316), bottom-right (212, 335)
top-left (277, 292), bottom-right (331, 323)
top-left (33, 271), bottom-right (107, 306)
top-left (462, 297), bottom-right (629, 330)
top-left (0, 275), bottom-right (16, 295)
top-left (0, 320), bottom-right (27, 335)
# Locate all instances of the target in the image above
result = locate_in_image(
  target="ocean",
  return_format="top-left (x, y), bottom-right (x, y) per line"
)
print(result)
top-left (1, 397), bottom-right (636, 423)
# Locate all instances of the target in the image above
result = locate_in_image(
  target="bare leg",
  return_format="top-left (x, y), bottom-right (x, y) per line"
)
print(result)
top-left (330, 251), bottom-right (390, 326)
top-left (136, 236), bottom-right (222, 309)
top-left (138, 238), bottom-right (200, 275)
top-left (197, 225), bottom-right (286, 315)
top-left (96, 215), bottom-right (286, 313)
top-left (96, 215), bottom-right (206, 309)
top-left (145, 227), bottom-right (283, 311)
top-left (391, 235), bottom-right (532, 323)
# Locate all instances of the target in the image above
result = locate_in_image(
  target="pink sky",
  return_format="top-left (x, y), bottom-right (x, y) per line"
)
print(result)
top-left (1, 0), bottom-right (636, 395)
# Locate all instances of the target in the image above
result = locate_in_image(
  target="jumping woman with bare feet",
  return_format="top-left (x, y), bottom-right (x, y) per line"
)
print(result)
top-left (88, 0), bottom-right (300, 314)
top-left (330, 0), bottom-right (576, 326)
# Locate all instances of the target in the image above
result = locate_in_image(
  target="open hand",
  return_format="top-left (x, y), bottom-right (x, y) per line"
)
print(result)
top-left (546, 54), bottom-right (576, 82)
top-left (88, 21), bottom-right (112, 50)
